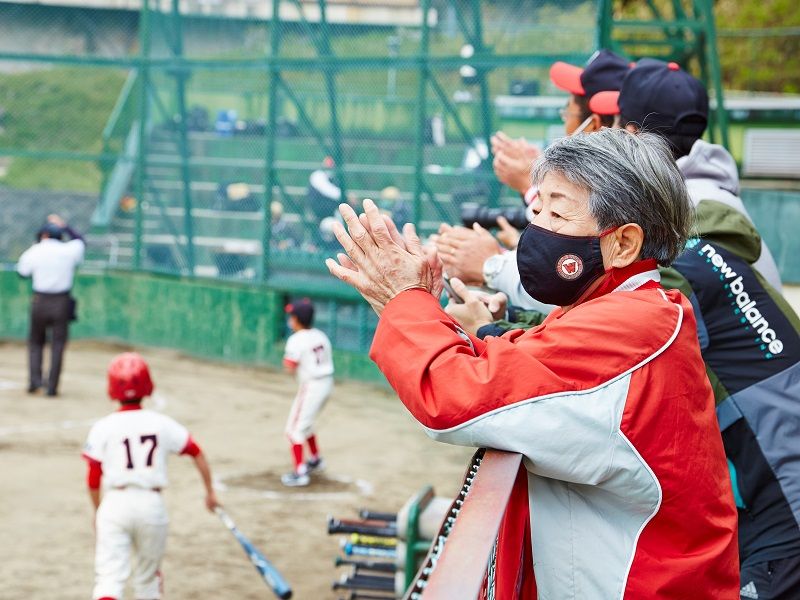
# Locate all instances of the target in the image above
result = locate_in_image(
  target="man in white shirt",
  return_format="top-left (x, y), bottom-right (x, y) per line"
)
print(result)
top-left (16, 214), bottom-right (85, 396)
top-left (281, 299), bottom-right (335, 487)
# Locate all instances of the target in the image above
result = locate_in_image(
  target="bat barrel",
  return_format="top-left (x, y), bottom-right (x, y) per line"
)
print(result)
top-left (328, 517), bottom-right (397, 538)
top-left (358, 509), bottom-right (397, 523)
top-left (335, 557), bottom-right (396, 573)
top-left (333, 574), bottom-right (395, 592)
top-left (216, 508), bottom-right (293, 600)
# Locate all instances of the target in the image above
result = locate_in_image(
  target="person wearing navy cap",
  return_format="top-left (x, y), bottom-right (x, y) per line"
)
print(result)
top-left (590, 58), bottom-right (781, 292)
top-left (17, 213), bottom-right (85, 396)
top-left (592, 59), bottom-right (800, 600)
top-left (438, 50), bottom-right (634, 313)
top-left (548, 49), bottom-right (632, 136)
top-left (281, 299), bottom-right (335, 487)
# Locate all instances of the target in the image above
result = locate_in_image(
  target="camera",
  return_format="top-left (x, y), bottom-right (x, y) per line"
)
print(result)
top-left (460, 204), bottom-right (529, 230)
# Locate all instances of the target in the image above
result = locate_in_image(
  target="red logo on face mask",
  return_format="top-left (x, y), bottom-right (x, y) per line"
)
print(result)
top-left (557, 254), bottom-right (583, 280)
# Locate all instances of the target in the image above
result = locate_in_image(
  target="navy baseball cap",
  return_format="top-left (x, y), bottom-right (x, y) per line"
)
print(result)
top-left (37, 222), bottom-right (64, 240)
top-left (550, 49), bottom-right (631, 99)
top-left (286, 299), bottom-right (314, 327)
top-left (589, 58), bottom-right (709, 136)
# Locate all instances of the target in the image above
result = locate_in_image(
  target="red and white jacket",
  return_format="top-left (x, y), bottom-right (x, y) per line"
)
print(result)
top-left (371, 260), bottom-right (739, 599)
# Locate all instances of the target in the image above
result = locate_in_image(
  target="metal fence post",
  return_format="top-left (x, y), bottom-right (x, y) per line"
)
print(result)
top-left (171, 0), bottom-right (195, 275)
top-left (697, 0), bottom-right (729, 149)
top-left (471, 0), bottom-right (498, 208)
top-left (412, 0), bottom-right (431, 225)
top-left (262, 0), bottom-right (282, 281)
top-left (134, 0), bottom-right (151, 270)
top-left (318, 0), bottom-right (346, 199)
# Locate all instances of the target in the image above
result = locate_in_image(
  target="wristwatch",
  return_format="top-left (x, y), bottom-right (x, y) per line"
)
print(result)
top-left (482, 252), bottom-right (509, 289)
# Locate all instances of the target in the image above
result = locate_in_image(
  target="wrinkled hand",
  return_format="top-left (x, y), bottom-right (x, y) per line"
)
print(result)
top-left (205, 492), bottom-right (221, 512)
top-left (326, 199), bottom-right (436, 315)
top-left (435, 223), bottom-right (501, 286)
top-left (444, 278), bottom-right (495, 336)
top-left (495, 216), bottom-right (521, 249)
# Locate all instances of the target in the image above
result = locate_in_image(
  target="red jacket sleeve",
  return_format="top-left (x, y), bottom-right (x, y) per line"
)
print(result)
top-left (369, 288), bottom-right (680, 432)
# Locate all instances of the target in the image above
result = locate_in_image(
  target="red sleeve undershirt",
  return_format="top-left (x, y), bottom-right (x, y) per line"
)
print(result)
top-left (83, 455), bottom-right (102, 490)
top-left (180, 435), bottom-right (201, 457)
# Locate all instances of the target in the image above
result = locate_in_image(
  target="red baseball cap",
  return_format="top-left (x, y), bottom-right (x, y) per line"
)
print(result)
top-left (285, 299), bottom-right (315, 327)
top-left (588, 90), bottom-right (621, 116)
top-left (550, 49), bottom-right (631, 99)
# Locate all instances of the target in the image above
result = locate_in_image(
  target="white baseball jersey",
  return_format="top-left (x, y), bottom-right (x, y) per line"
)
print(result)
top-left (284, 328), bottom-right (334, 382)
top-left (83, 409), bottom-right (190, 490)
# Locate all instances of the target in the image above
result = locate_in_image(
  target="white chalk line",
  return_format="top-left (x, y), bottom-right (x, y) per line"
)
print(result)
top-left (0, 418), bottom-right (98, 438)
top-left (0, 378), bottom-right (23, 391)
top-left (0, 394), bottom-right (170, 438)
top-left (215, 472), bottom-right (373, 502)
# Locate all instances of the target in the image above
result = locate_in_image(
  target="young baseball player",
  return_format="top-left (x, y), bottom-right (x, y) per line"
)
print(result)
top-left (281, 299), bottom-right (334, 487)
top-left (82, 352), bottom-right (219, 600)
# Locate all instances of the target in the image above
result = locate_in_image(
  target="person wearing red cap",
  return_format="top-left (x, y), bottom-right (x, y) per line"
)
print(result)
top-left (549, 49), bottom-right (631, 136)
top-left (82, 352), bottom-right (220, 600)
top-left (590, 58), bottom-right (800, 600)
top-left (437, 50), bottom-right (633, 312)
top-left (281, 299), bottom-right (334, 487)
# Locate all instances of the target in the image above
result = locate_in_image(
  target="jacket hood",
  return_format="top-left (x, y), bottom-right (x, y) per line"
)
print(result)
top-left (677, 140), bottom-right (740, 196)
top-left (694, 199), bottom-right (762, 265)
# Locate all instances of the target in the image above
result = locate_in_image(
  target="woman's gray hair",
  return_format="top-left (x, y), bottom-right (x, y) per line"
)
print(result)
top-left (530, 128), bottom-right (694, 265)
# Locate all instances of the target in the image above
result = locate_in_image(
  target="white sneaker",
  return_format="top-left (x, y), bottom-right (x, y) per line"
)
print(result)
top-left (281, 471), bottom-right (310, 487)
top-left (306, 457), bottom-right (325, 473)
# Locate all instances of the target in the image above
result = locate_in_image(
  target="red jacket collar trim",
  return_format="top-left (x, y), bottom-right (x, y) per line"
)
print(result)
top-left (583, 259), bottom-right (661, 304)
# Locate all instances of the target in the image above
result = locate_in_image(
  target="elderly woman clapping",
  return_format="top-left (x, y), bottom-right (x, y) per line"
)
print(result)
top-left (327, 129), bottom-right (738, 599)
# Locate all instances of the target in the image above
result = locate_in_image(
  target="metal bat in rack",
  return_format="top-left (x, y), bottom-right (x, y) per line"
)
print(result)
top-left (215, 507), bottom-right (292, 599)
top-left (358, 509), bottom-right (397, 523)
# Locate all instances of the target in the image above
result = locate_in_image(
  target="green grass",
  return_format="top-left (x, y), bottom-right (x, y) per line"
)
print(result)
top-left (0, 67), bottom-right (127, 191)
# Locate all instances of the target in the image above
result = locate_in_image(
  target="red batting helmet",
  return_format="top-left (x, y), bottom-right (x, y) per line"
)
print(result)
top-left (108, 352), bottom-right (154, 401)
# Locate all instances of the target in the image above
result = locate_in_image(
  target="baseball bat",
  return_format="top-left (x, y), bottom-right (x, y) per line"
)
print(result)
top-left (215, 507), bottom-right (292, 599)
top-left (358, 509), bottom-right (397, 523)
top-left (349, 533), bottom-right (397, 547)
top-left (342, 542), bottom-right (397, 559)
top-left (328, 517), bottom-right (397, 538)
top-left (332, 574), bottom-right (395, 592)
top-left (335, 557), bottom-right (396, 573)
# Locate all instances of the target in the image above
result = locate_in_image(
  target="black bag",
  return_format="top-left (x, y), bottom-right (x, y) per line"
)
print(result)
top-left (68, 295), bottom-right (78, 322)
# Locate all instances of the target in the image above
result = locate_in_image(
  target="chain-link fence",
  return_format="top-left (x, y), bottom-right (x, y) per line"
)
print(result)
top-left (1, 0), bottom-right (798, 360)
top-left (0, 0), bottom-right (602, 354)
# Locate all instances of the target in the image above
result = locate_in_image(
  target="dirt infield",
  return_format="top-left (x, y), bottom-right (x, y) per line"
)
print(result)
top-left (0, 340), bottom-right (470, 599)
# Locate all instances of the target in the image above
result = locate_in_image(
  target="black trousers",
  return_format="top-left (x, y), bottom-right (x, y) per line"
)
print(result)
top-left (28, 292), bottom-right (71, 394)
top-left (740, 554), bottom-right (800, 600)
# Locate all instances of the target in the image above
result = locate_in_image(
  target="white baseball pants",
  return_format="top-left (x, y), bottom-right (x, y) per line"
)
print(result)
top-left (285, 376), bottom-right (333, 444)
top-left (93, 488), bottom-right (168, 600)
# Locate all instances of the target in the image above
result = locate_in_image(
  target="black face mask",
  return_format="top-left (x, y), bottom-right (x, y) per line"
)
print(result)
top-left (516, 223), bottom-right (614, 306)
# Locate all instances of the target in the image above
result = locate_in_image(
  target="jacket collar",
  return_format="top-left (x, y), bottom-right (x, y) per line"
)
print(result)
top-left (582, 259), bottom-right (661, 305)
